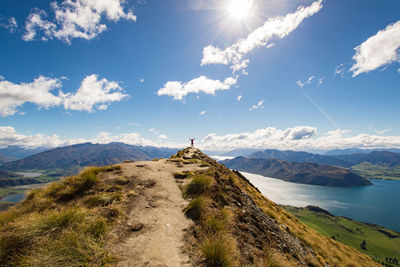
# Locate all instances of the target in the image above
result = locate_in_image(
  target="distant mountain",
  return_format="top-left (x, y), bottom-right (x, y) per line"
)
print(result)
top-left (0, 170), bottom-right (19, 178)
top-left (0, 153), bottom-right (15, 164)
top-left (222, 148), bottom-right (263, 157)
top-left (0, 146), bottom-right (48, 160)
top-left (248, 149), bottom-right (350, 167)
top-left (329, 151), bottom-right (400, 167)
top-left (325, 148), bottom-right (400, 156)
top-left (222, 157), bottom-right (372, 187)
top-left (0, 142), bottom-right (178, 172)
top-left (248, 149), bottom-right (400, 168)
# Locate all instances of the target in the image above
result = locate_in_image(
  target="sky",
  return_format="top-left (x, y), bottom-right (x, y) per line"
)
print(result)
top-left (0, 0), bottom-right (400, 151)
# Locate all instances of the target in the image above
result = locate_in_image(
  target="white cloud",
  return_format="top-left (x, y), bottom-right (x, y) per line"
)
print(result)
top-left (350, 20), bottom-right (400, 76)
top-left (2, 125), bottom-right (400, 151)
top-left (200, 126), bottom-right (400, 151)
top-left (199, 110), bottom-right (207, 116)
top-left (157, 76), bottom-right (237, 100)
top-left (0, 16), bottom-right (18, 33)
top-left (158, 134), bottom-right (167, 140)
top-left (149, 128), bottom-right (155, 132)
top-left (0, 75), bottom-right (4, 81)
top-left (201, 126), bottom-right (317, 150)
top-left (296, 75), bottom-right (314, 88)
top-left (128, 122), bottom-right (140, 126)
top-left (317, 78), bottom-right (324, 86)
top-left (237, 95), bottom-right (242, 101)
top-left (0, 76), bottom-right (63, 116)
top-left (201, 0), bottom-right (323, 73)
top-left (61, 74), bottom-right (129, 112)
top-left (0, 126), bottom-right (84, 148)
top-left (139, 78), bottom-right (145, 83)
top-left (0, 74), bottom-right (128, 116)
top-left (334, 63), bottom-right (346, 78)
top-left (23, 0), bottom-right (136, 43)
top-left (249, 99), bottom-right (264, 111)
top-left (375, 129), bottom-right (389, 135)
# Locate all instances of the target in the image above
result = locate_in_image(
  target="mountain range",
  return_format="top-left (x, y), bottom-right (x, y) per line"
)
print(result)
top-left (324, 148), bottom-right (400, 155)
top-left (247, 149), bottom-right (400, 168)
top-left (0, 146), bottom-right (48, 160)
top-left (0, 142), bottom-right (177, 172)
top-left (222, 156), bottom-right (372, 187)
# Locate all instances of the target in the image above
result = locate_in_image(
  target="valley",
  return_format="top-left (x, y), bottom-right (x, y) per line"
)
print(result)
top-left (282, 205), bottom-right (400, 266)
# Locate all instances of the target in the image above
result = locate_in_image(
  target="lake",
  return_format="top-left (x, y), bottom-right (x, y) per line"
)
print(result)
top-left (15, 171), bottom-right (42, 178)
top-left (242, 171), bottom-right (400, 232)
top-left (0, 193), bottom-right (25, 203)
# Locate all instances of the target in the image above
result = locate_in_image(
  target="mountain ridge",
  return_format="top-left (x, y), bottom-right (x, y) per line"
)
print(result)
top-left (0, 142), bottom-right (178, 172)
top-left (222, 156), bottom-right (372, 187)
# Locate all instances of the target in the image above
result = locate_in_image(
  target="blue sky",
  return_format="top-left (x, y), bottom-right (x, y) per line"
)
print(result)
top-left (0, 0), bottom-right (399, 151)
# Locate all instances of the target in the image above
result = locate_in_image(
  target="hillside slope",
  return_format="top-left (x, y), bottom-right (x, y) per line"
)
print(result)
top-left (282, 205), bottom-right (400, 265)
top-left (0, 142), bottom-right (177, 172)
top-left (0, 148), bottom-right (379, 266)
top-left (222, 156), bottom-right (372, 186)
top-left (0, 153), bottom-right (14, 164)
top-left (249, 149), bottom-right (350, 167)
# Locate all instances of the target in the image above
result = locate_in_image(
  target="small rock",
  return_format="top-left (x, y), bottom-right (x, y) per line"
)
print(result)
top-left (129, 223), bottom-right (144, 231)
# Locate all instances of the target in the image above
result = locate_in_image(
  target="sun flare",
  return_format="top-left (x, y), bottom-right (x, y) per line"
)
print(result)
top-left (227, 0), bottom-right (254, 20)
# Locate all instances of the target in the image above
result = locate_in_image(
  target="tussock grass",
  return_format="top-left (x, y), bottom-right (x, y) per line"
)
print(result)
top-left (263, 247), bottom-right (300, 267)
top-left (174, 171), bottom-right (191, 179)
top-left (86, 192), bottom-right (122, 207)
top-left (0, 165), bottom-right (124, 266)
top-left (115, 176), bottom-right (129, 185)
top-left (203, 215), bottom-right (226, 235)
top-left (102, 165), bottom-right (122, 172)
top-left (201, 236), bottom-right (232, 267)
top-left (184, 197), bottom-right (207, 221)
top-left (184, 175), bottom-right (213, 197)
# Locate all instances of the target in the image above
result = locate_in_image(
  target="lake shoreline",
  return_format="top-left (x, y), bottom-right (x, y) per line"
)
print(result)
top-left (242, 171), bottom-right (400, 232)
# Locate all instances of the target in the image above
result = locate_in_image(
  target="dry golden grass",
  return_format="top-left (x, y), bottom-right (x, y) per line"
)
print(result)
top-left (0, 165), bottom-right (128, 266)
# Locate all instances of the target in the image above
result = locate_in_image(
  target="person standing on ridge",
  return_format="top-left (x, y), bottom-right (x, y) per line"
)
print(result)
top-left (189, 138), bottom-right (195, 148)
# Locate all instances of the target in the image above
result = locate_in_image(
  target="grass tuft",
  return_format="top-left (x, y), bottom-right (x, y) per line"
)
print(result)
top-left (174, 171), bottom-right (191, 179)
top-left (184, 175), bottom-right (213, 197)
top-left (115, 177), bottom-right (129, 185)
top-left (201, 236), bottom-right (232, 267)
top-left (184, 197), bottom-right (207, 221)
top-left (203, 215), bottom-right (226, 235)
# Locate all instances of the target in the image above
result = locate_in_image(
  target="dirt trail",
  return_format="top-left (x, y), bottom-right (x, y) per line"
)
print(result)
top-left (114, 148), bottom-right (205, 267)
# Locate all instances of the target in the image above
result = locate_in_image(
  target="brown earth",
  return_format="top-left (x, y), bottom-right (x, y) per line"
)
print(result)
top-left (113, 151), bottom-right (207, 267)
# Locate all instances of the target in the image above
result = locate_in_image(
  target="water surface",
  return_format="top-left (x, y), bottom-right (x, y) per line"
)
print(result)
top-left (243, 172), bottom-right (400, 232)
top-left (15, 172), bottom-right (42, 178)
top-left (0, 194), bottom-right (25, 203)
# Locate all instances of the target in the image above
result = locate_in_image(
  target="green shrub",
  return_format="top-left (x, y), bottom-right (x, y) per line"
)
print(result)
top-left (184, 197), bottom-right (206, 221)
top-left (184, 175), bottom-right (213, 197)
top-left (201, 237), bottom-right (232, 267)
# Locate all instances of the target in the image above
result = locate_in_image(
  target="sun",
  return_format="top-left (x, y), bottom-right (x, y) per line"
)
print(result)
top-left (227, 0), bottom-right (254, 20)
